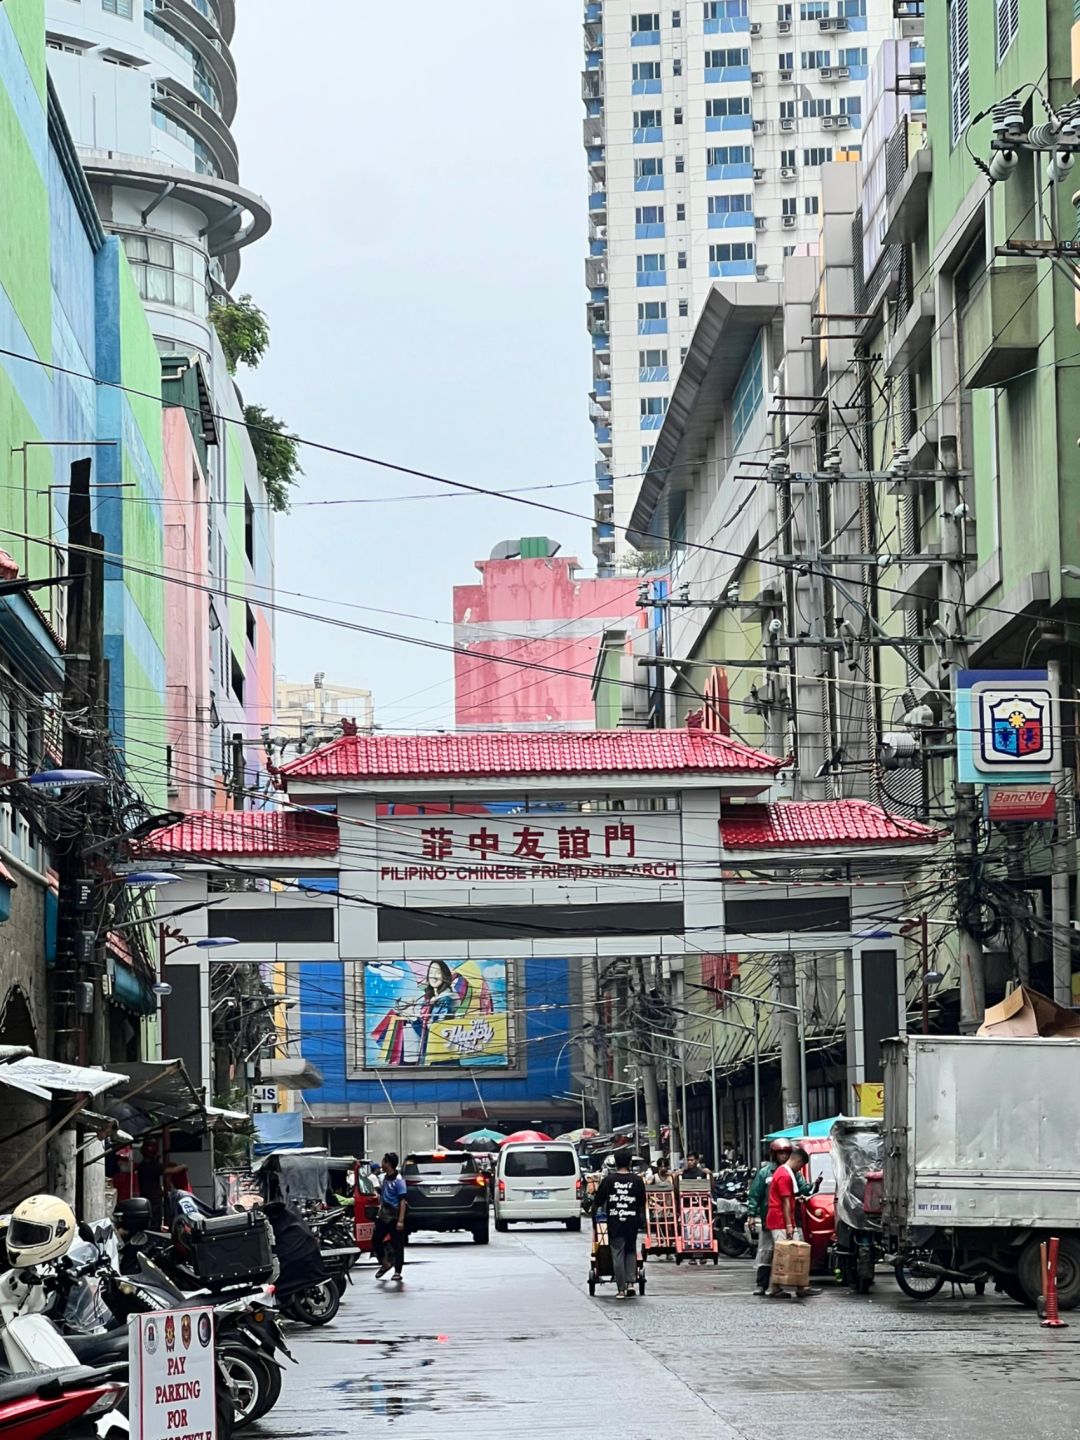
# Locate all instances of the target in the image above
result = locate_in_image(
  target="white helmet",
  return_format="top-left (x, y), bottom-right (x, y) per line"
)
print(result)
top-left (6, 1194), bottom-right (76, 1269)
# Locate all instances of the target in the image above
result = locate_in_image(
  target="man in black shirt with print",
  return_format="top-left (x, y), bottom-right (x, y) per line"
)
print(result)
top-left (593, 1147), bottom-right (647, 1299)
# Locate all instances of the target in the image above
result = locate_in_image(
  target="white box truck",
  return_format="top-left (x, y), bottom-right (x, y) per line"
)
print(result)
top-left (882, 1034), bottom-right (1080, 1307)
top-left (364, 1115), bottom-right (439, 1162)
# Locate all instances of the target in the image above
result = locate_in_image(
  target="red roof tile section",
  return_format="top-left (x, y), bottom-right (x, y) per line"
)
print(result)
top-left (277, 730), bottom-right (780, 782)
top-left (720, 801), bottom-right (939, 850)
top-left (138, 809), bottom-right (339, 858)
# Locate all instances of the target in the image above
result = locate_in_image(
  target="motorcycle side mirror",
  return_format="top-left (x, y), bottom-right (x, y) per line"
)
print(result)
top-left (78, 1222), bottom-right (96, 1244)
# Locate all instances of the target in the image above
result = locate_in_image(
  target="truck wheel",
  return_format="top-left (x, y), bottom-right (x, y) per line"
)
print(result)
top-left (997, 1274), bottom-right (1035, 1309)
top-left (1018, 1236), bottom-right (1080, 1311)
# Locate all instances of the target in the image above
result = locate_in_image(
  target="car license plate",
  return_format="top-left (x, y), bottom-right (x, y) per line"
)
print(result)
top-left (532, 1189), bottom-right (550, 1200)
top-left (428, 1186), bottom-right (452, 1196)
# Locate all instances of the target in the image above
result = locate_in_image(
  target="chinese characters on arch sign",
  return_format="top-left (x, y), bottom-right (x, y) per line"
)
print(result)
top-left (376, 813), bottom-right (684, 886)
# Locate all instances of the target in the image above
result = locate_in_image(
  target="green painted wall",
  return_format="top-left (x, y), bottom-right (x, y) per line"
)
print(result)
top-left (0, 64), bottom-right (50, 363)
top-left (4, 0), bottom-right (45, 105)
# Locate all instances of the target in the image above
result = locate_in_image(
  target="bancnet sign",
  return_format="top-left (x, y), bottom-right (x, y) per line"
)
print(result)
top-left (377, 812), bottom-right (683, 887)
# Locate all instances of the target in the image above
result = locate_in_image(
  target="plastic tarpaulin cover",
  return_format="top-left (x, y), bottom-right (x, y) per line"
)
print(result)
top-left (830, 1119), bottom-right (884, 1231)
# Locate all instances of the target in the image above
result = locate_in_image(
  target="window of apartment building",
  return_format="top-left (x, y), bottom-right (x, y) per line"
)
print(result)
top-left (947, 0), bottom-right (970, 143)
top-left (632, 12), bottom-right (661, 30)
top-left (47, 37), bottom-right (86, 55)
top-left (636, 205), bottom-right (665, 225)
top-left (231, 652), bottom-right (245, 705)
top-left (673, 57), bottom-right (683, 75)
top-left (778, 51), bottom-right (794, 70)
top-left (800, 2), bottom-right (829, 17)
top-left (778, 3), bottom-right (793, 16)
top-left (244, 490), bottom-right (255, 562)
top-left (676, 201), bottom-right (686, 220)
top-left (804, 97), bottom-right (832, 118)
top-left (675, 154), bottom-right (686, 172)
top-left (707, 145), bottom-right (751, 165)
top-left (780, 148), bottom-right (796, 167)
top-left (779, 99), bottom-right (796, 119)
top-left (672, 9), bottom-right (681, 26)
top-left (783, 244), bottom-right (796, 256)
top-left (674, 106), bottom-right (684, 124)
top-left (120, 233), bottom-right (206, 315)
top-left (708, 193), bottom-right (751, 213)
top-left (840, 0), bottom-right (866, 13)
top-left (103, 0), bottom-right (134, 15)
top-left (677, 249), bottom-right (687, 268)
top-left (803, 147), bottom-right (832, 166)
top-left (801, 49), bottom-right (830, 69)
top-left (245, 604), bottom-right (256, 649)
top-left (841, 47), bottom-right (868, 65)
top-left (840, 95), bottom-right (861, 119)
top-left (641, 445), bottom-right (655, 468)
top-left (633, 61), bottom-right (662, 81)
top-left (641, 396), bottom-right (669, 417)
top-left (804, 194), bottom-right (820, 214)
top-left (706, 1), bottom-right (748, 16)
top-left (634, 109), bottom-right (663, 129)
top-left (706, 96), bottom-right (751, 117)
top-left (782, 196), bottom-right (797, 216)
top-left (731, 339), bottom-right (764, 451)
top-left (638, 300), bottom-right (668, 320)
top-left (709, 242), bottom-right (754, 262)
top-left (640, 348), bottom-right (669, 369)
top-left (638, 252), bottom-right (666, 273)
top-left (706, 48), bottom-right (750, 68)
top-left (995, 0), bottom-right (1018, 63)
top-left (636, 157), bottom-right (664, 179)
top-left (678, 298), bottom-right (689, 316)
top-left (680, 345), bottom-right (688, 362)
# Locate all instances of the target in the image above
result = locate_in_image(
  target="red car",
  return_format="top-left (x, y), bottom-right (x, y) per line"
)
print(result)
top-left (796, 1137), bottom-right (837, 1273)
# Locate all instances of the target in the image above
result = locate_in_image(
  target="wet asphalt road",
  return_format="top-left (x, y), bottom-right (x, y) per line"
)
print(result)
top-left (267, 1229), bottom-right (1080, 1439)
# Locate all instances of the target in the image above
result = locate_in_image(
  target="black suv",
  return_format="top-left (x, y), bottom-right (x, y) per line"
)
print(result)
top-left (402, 1151), bottom-right (490, 1244)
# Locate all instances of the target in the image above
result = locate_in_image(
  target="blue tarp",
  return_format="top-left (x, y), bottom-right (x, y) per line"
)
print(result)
top-left (764, 1116), bottom-right (842, 1141)
top-left (253, 1112), bottom-right (304, 1154)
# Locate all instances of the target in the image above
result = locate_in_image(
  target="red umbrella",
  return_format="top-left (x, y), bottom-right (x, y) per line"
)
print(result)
top-left (499, 1129), bottom-right (553, 1145)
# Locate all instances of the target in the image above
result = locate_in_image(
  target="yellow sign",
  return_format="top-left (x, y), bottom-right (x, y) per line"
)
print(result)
top-left (853, 1082), bottom-right (884, 1117)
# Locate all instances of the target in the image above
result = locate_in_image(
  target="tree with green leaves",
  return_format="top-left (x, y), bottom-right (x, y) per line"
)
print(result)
top-left (209, 293), bottom-right (270, 374)
top-left (244, 404), bottom-right (302, 514)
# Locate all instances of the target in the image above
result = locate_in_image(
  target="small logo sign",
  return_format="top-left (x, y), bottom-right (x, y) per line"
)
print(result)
top-left (988, 695), bottom-right (1044, 759)
top-left (144, 1320), bottom-right (158, 1355)
top-left (972, 679), bottom-right (1057, 773)
top-left (985, 785), bottom-right (1057, 822)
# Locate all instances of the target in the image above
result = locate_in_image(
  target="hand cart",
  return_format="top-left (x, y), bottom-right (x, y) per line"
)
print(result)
top-left (675, 1178), bottom-right (719, 1263)
top-left (588, 1216), bottom-right (645, 1296)
top-left (642, 1181), bottom-right (678, 1260)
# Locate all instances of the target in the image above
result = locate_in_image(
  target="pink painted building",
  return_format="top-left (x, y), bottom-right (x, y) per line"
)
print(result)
top-left (453, 539), bottom-right (640, 730)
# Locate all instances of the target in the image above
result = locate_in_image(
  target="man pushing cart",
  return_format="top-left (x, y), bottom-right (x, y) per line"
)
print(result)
top-left (589, 1148), bottom-right (647, 1299)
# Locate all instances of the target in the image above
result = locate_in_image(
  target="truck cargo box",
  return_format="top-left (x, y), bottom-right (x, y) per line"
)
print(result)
top-left (882, 1035), bottom-right (1080, 1234)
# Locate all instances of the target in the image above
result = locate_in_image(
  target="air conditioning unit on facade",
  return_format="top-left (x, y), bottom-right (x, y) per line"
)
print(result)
top-left (752, 70), bottom-right (764, 84)
top-left (782, 214), bottom-right (797, 228)
top-left (835, 115), bottom-right (851, 128)
top-left (750, 21), bottom-right (761, 35)
top-left (753, 166), bottom-right (766, 180)
top-left (755, 216), bottom-right (767, 231)
top-left (780, 165), bottom-right (797, 179)
top-left (780, 117), bottom-right (794, 130)
top-left (822, 115), bottom-right (837, 128)
top-left (753, 118), bottom-right (766, 132)
top-left (755, 263), bottom-right (768, 278)
top-left (779, 68), bottom-right (793, 81)
top-left (778, 20), bottom-right (791, 33)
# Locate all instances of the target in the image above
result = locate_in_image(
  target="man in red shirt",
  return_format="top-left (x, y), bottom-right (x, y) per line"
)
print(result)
top-left (764, 1144), bottom-right (817, 1299)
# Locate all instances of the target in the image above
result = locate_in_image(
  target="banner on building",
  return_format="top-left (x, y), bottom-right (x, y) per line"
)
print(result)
top-left (364, 958), bottom-right (509, 1069)
top-left (955, 669), bottom-right (1059, 786)
top-left (984, 785), bottom-right (1056, 823)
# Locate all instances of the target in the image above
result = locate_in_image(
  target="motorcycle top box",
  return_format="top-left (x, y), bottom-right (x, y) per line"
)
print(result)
top-left (174, 1210), bottom-right (274, 1287)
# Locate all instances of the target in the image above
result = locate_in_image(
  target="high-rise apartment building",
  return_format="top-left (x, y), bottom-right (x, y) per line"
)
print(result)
top-left (584, 0), bottom-right (892, 572)
top-left (45, 0), bottom-right (276, 807)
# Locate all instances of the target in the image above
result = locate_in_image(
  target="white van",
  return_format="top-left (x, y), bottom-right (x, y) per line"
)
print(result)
top-left (494, 1142), bottom-right (582, 1231)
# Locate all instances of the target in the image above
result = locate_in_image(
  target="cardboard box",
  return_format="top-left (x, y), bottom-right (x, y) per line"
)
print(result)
top-left (977, 985), bottom-right (1080, 1040)
top-left (770, 1238), bottom-right (811, 1291)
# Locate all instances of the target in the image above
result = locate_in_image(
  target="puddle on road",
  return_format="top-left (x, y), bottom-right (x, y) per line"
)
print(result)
top-left (331, 1375), bottom-right (492, 1419)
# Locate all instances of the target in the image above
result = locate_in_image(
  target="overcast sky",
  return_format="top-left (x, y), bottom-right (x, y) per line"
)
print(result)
top-left (231, 2), bottom-right (593, 730)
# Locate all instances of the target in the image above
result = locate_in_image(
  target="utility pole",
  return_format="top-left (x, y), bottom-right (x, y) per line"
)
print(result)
top-left (776, 955), bottom-right (802, 1129)
top-left (51, 460), bottom-right (109, 1209)
top-left (590, 957), bottom-right (612, 1133)
top-left (1047, 659), bottom-right (1073, 1006)
top-left (632, 958), bottom-right (662, 1161)
top-left (230, 732), bottom-right (245, 810)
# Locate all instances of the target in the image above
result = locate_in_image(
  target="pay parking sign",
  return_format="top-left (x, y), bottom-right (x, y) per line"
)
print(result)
top-left (129, 1308), bottom-right (216, 1440)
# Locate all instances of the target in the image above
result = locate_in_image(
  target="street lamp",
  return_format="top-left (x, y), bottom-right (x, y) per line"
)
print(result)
top-left (0, 768), bottom-right (108, 788)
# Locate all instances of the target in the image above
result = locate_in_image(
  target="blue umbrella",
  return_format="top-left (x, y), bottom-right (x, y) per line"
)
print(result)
top-left (457, 1128), bottom-right (507, 1147)
top-left (764, 1115), bottom-right (842, 1141)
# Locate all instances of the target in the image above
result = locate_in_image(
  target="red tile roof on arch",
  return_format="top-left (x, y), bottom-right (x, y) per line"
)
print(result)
top-left (136, 808), bottom-right (339, 859)
top-left (720, 800), bottom-right (941, 851)
top-left (277, 729), bottom-right (781, 783)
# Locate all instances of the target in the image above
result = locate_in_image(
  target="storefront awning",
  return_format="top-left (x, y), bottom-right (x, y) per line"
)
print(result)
top-left (0, 1056), bottom-right (129, 1102)
top-left (100, 1059), bottom-right (205, 1139)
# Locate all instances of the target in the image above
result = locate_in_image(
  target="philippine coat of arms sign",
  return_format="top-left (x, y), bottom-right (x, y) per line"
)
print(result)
top-left (955, 670), bottom-right (1059, 784)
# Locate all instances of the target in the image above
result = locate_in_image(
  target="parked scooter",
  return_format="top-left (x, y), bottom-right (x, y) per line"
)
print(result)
top-left (712, 1184), bottom-right (753, 1259)
top-left (0, 1365), bottom-right (127, 1440)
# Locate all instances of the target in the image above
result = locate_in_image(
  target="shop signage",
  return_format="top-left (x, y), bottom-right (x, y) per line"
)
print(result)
top-left (129, 1307), bottom-right (216, 1440)
top-left (955, 669), bottom-right (1059, 785)
top-left (984, 785), bottom-right (1056, 823)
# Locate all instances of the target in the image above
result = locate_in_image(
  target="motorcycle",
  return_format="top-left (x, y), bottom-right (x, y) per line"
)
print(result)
top-left (0, 1364), bottom-right (127, 1440)
top-left (712, 1184), bottom-right (753, 1259)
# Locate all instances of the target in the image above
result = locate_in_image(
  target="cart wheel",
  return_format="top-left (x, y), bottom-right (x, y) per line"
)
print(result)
top-left (638, 1276), bottom-right (646, 1295)
top-left (588, 1275), bottom-right (596, 1296)
top-left (675, 1255), bottom-right (683, 1266)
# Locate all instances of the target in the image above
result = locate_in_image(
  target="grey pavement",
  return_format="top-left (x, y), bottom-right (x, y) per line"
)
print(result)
top-left (266, 1228), bottom-right (1080, 1439)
